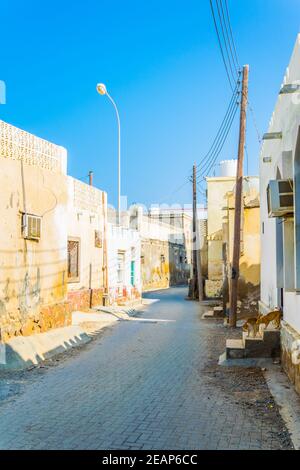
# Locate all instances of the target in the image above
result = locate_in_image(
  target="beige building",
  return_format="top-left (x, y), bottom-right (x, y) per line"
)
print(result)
top-left (0, 120), bottom-right (70, 341)
top-left (205, 170), bottom-right (260, 300)
top-left (67, 176), bottom-right (108, 310)
top-left (148, 207), bottom-right (208, 281)
top-left (129, 206), bottom-right (189, 291)
top-left (0, 120), bottom-right (108, 342)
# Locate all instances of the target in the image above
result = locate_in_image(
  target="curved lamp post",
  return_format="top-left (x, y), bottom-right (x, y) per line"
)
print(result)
top-left (96, 83), bottom-right (121, 226)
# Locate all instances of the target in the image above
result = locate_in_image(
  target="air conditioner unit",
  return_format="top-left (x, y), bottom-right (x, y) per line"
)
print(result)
top-left (22, 213), bottom-right (42, 240)
top-left (267, 180), bottom-right (294, 217)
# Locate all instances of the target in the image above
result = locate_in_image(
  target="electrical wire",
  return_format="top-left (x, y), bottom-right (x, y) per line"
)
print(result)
top-left (197, 99), bottom-right (239, 180)
top-left (224, 0), bottom-right (240, 69)
top-left (196, 78), bottom-right (240, 174)
top-left (215, 0), bottom-right (237, 81)
top-left (196, 82), bottom-right (240, 178)
top-left (209, 0), bottom-right (235, 90)
top-left (157, 178), bottom-right (191, 205)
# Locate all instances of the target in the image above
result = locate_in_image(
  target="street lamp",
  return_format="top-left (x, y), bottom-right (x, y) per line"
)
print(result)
top-left (96, 83), bottom-right (121, 226)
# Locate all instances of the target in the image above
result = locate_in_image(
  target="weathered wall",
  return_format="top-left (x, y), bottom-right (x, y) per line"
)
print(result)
top-left (0, 120), bottom-right (109, 341)
top-left (141, 239), bottom-right (170, 291)
top-left (0, 121), bottom-right (69, 341)
top-left (205, 177), bottom-right (236, 297)
top-left (198, 219), bottom-right (208, 279)
top-left (67, 177), bottom-right (107, 310)
top-left (141, 239), bottom-right (188, 292)
top-left (205, 176), bottom-right (260, 299)
top-left (281, 322), bottom-right (300, 395)
top-left (227, 188), bottom-right (261, 299)
top-left (137, 214), bottom-right (189, 291)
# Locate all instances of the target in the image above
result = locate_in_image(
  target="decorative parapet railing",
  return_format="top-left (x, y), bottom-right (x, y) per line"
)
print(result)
top-left (73, 178), bottom-right (102, 212)
top-left (0, 120), bottom-right (67, 174)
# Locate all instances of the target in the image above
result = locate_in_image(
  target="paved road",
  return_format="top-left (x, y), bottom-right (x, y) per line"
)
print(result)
top-left (0, 287), bottom-right (293, 450)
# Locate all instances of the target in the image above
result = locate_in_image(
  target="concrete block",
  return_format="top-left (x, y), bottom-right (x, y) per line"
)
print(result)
top-left (226, 339), bottom-right (245, 359)
top-left (202, 311), bottom-right (215, 319)
top-left (213, 306), bottom-right (225, 318)
top-left (205, 280), bottom-right (223, 298)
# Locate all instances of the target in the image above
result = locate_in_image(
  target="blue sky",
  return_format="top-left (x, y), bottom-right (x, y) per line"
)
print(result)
top-left (1, 0), bottom-right (299, 207)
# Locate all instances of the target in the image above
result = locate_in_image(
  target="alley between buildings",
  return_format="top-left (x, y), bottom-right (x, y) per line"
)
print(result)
top-left (0, 287), bottom-right (293, 450)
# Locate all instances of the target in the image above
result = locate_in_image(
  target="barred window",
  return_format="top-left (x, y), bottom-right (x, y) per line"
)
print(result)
top-left (68, 238), bottom-right (80, 282)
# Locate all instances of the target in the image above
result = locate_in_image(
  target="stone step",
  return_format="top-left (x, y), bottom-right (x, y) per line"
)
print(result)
top-left (226, 339), bottom-right (245, 359)
top-left (244, 329), bottom-right (280, 358)
top-left (213, 306), bottom-right (225, 318)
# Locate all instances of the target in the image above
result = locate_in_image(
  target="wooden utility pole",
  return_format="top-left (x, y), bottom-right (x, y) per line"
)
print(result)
top-left (229, 64), bottom-right (249, 327)
top-left (192, 163), bottom-right (204, 301)
top-left (196, 221), bottom-right (204, 302)
top-left (192, 164), bottom-right (198, 299)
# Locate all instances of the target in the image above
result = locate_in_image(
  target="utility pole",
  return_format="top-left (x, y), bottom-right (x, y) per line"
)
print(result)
top-left (89, 170), bottom-right (93, 186)
top-left (192, 164), bottom-right (204, 301)
top-left (229, 64), bottom-right (249, 327)
top-left (196, 221), bottom-right (204, 302)
top-left (192, 164), bottom-right (198, 300)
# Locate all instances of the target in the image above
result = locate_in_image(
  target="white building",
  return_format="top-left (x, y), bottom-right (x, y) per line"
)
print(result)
top-left (107, 224), bottom-right (141, 305)
top-left (260, 34), bottom-right (300, 394)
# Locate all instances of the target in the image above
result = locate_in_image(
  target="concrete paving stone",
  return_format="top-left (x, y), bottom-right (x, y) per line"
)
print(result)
top-left (0, 287), bottom-right (294, 450)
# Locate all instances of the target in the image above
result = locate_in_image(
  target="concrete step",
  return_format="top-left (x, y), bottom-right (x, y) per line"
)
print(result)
top-left (226, 339), bottom-right (245, 359)
top-left (213, 306), bottom-right (225, 318)
top-left (243, 328), bottom-right (280, 358)
top-left (224, 328), bottom-right (281, 362)
top-left (244, 328), bottom-right (280, 358)
top-left (202, 307), bottom-right (225, 319)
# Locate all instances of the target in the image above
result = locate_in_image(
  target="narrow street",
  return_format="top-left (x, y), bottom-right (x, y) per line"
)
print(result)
top-left (0, 287), bottom-right (293, 450)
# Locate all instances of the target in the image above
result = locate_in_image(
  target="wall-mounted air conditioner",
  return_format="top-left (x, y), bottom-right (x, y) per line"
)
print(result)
top-left (22, 213), bottom-right (42, 240)
top-left (267, 180), bottom-right (294, 217)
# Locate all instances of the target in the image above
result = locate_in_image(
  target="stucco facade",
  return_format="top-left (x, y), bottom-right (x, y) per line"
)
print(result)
top-left (67, 176), bottom-right (108, 310)
top-left (130, 207), bottom-right (190, 291)
top-left (226, 179), bottom-right (260, 299)
top-left (0, 120), bottom-right (70, 341)
top-left (0, 120), bottom-right (110, 342)
top-left (206, 175), bottom-right (260, 299)
top-left (259, 34), bottom-right (300, 394)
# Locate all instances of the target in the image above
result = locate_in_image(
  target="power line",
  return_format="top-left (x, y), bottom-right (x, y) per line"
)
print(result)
top-left (224, 0), bottom-right (240, 68)
top-left (215, 0), bottom-right (237, 81)
top-left (196, 78), bottom-right (240, 172)
top-left (209, 0), bottom-right (240, 91)
top-left (196, 79), bottom-right (240, 177)
top-left (157, 178), bottom-right (191, 204)
top-left (209, 0), bottom-right (235, 90)
top-left (197, 98), bottom-right (239, 180)
top-left (197, 97), bottom-right (238, 177)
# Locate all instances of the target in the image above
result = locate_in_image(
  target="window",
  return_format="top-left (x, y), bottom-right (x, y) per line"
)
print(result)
top-left (68, 238), bottom-right (80, 282)
top-left (95, 230), bottom-right (102, 248)
top-left (117, 251), bottom-right (125, 285)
